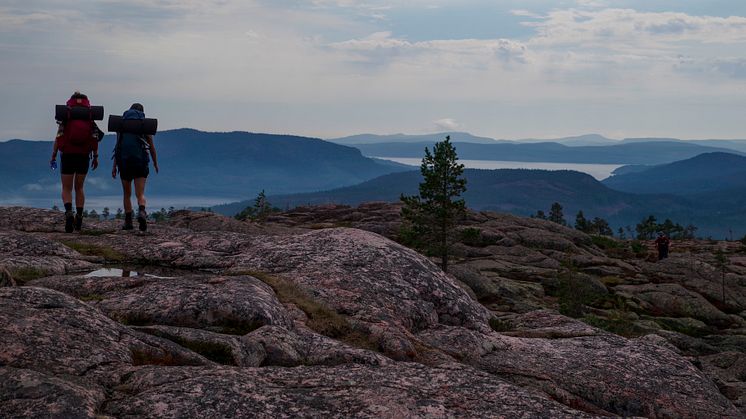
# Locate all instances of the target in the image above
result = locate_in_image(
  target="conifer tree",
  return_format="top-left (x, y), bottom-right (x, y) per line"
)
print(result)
top-left (548, 202), bottom-right (566, 226)
top-left (400, 135), bottom-right (467, 272)
top-left (575, 211), bottom-right (589, 232)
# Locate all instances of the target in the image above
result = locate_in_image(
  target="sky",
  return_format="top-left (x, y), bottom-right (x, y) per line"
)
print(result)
top-left (2, 0), bottom-right (746, 141)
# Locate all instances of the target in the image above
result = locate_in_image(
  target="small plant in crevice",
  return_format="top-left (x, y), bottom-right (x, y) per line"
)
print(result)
top-left (236, 270), bottom-right (380, 352)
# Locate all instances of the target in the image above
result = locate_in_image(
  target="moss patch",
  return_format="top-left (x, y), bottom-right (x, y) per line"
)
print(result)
top-left (60, 241), bottom-right (125, 262)
top-left (489, 317), bottom-right (511, 332)
top-left (8, 267), bottom-right (47, 284)
top-left (130, 349), bottom-right (182, 366)
top-left (583, 312), bottom-right (642, 338)
top-left (244, 271), bottom-right (379, 351)
top-left (116, 312), bottom-right (152, 327)
top-left (79, 294), bottom-right (104, 302)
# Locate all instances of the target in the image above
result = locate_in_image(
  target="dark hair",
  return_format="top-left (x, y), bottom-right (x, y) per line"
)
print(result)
top-left (130, 103), bottom-right (144, 112)
top-left (71, 91), bottom-right (88, 100)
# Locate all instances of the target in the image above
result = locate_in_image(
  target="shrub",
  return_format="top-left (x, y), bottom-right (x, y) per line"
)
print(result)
top-left (591, 235), bottom-right (623, 250)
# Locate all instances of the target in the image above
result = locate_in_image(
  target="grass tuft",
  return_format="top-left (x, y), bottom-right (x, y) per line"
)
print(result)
top-left (60, 241), bottom-right (125, 262)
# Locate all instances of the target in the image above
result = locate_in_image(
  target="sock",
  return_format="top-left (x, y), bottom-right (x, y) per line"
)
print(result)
top-left (76, 207), bottom-right (84, 216)
top-left (64, 203), bottom-right (72, 212)
top-left (125, 212), bottom-right (133, 220)
top-left (138, 205), bottom-right (146, 212)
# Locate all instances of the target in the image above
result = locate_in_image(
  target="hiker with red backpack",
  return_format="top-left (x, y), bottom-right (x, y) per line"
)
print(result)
top-left (50, 92), bottom-right (104, 233)
top-left (111, 103), bottom-right (159, 231)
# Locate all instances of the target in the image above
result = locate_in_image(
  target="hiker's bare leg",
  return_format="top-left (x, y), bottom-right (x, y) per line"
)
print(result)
top-left (121, 180), bottom-right (133, 213)
top-left (74, 174), bottom-right (86, 208)
top-left (61, 174), bottom-right (74, 205)
top-left (134, 178), bottom-right (147, 208)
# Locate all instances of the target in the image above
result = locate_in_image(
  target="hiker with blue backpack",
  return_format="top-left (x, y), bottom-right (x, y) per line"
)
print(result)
top-left (111, 103), bottom-right (159, 231)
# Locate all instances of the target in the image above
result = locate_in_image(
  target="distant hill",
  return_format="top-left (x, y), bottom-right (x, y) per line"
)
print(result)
top-left (519, 134), bottom-right (618, 147)
top-left (328, 132), bottom-right (501, 145)
top-left (603, 152), bottom-right (746, 195)
top-left (352, 141), bottom-right (742, 165)
top-left (215, 168), bottom-right (691, 230)
top-left (0, 129), bottom-right (409, 201)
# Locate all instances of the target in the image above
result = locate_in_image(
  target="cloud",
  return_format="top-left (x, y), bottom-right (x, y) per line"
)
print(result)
top-left (330, 32), bottom-right (529, 67)
top-left (2, 1), bottom-right (746, 140)
top-left (22, 183), bottom-right (44, 192)
top-left (434, 118), bottom-right (459, 130)
top-left (528, 8), bottom-right (746, 47)
top-left (510, 9), bottom-right (542, 19)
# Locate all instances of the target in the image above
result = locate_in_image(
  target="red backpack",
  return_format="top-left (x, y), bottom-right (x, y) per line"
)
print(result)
top-left (61, 97), bottom-right (94, 153)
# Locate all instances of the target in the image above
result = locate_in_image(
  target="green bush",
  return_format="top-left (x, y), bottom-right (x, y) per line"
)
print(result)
top-left (630, 240), bottom-right (647, 257)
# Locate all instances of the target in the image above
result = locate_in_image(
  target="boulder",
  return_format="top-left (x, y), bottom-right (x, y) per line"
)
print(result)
top-left (102, 363), bottom-right (596, 418)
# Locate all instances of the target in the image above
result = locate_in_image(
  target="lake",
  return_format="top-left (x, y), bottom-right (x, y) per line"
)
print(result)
top-left (376, 157), bottom-right (623, 180)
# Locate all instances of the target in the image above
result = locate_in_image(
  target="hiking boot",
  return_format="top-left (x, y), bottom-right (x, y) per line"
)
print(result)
top-left (122, 213), bottom-right (134, 230)
top-left (74, 214), bottom-right (83, 232)
top-left (137, 209), bottom-right (148, 232)
top-left (64, 211), bottom-right (74, 233)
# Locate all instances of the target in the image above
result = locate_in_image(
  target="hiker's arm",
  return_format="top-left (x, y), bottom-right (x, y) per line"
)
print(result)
top-left (51, 138), bottom-right (59, 163)
top-left (51, 124), bottom-right (63, 162)
top-left (91, 137), bottom-right (99, 170)
top-left (146, 135), bottom-right (159, 173)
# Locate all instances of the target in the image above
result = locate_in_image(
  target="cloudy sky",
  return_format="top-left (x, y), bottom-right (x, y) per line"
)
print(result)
top-left (3, 0), bottom-right (746, 141)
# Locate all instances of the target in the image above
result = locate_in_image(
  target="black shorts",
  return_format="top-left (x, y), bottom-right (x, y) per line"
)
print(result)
top-left (119, 164), bottom-right (149, 181)
top-left (60, 153), bottom-right (89, 175)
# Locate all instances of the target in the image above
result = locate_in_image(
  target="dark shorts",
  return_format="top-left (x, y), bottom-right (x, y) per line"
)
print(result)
top-left (60, 153), bottom-right (89, 175)
top-left (119, 164), bottom-right (149, 181)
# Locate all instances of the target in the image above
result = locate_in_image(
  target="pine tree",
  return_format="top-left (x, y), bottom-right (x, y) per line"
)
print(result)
top-left (115, 208), bottom-right (123, 220)
top-left (635, 215), bottom-right (658, 239)
top-left (575, 211), bottom-right (589, 232)
top-left (89, 209), bottom-right (98, 220)
top-left (102, 207), bottom-right (110, 220)
top-left (548, 202), bottom-right (566, 226)
top-left (532, 210), bottom-right (547, 220)
top-left (254, 190), bottom-right (272, 220)
top-left (400, 135), bottom-right (467, 272)
top-left (591, 217), bottom-right (613, 236)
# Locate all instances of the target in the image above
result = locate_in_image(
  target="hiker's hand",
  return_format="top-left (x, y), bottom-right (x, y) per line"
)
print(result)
top-left (91, 156), bottom-right (99, 170)
top-left (111, 167), bottom-right (117, 179)
top-left (154, 162), bottom-right (160, 174)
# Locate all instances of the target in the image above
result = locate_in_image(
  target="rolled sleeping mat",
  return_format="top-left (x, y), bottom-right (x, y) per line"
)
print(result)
top-left (107, 115), bottom-right (158, 135)
top-left (55, 105), bottom-right (104, 121)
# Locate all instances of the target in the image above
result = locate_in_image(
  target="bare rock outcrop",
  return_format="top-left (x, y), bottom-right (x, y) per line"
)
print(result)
top-left (102, 363), bottom-right (597, 418)
top-left (1, 206), bottom-right (743, 417)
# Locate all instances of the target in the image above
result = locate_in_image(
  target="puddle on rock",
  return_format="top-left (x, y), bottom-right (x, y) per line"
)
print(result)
top-left (84, 266), bottom-right (180, 279)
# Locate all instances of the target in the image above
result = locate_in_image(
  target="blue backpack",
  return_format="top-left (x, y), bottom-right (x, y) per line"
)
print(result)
top-left (114, 109), bottom-right (150, 169)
